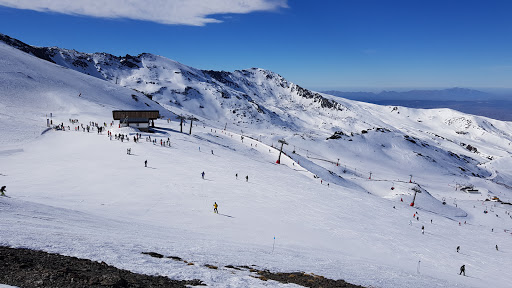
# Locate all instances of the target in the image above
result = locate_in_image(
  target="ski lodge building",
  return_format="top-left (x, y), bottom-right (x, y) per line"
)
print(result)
top-left (112, 110), bottom-right (160, 131)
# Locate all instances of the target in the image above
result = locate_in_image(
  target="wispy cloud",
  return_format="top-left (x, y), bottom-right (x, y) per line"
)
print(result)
top-left (0, 0), bottom-right (288, 26)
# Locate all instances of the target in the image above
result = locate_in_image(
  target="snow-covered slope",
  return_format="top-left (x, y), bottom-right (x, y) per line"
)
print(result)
top-left (1, 34), bottom-right (512, 288)
top-left (0, 38), bottom-right (170, 147)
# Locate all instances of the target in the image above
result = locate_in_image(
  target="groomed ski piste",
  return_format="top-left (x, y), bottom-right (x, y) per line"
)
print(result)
top-left (1, 40), bottom-right (512, 288)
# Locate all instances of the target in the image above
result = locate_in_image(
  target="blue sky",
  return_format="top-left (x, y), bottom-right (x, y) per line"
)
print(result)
top-left (1, 0), bottom-right (511, 91)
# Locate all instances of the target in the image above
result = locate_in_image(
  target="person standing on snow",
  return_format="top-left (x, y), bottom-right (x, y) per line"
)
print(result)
top-left (145, 160), bottom-right (147, 167)
top-left (457, 246), bottom-right (460, 253)
top-left (0, 186), bottom-right (6, 196)
top-left (213, 202), bottom-right (218, 214)
top-left (201, 171), bottom-right (205, 179)
top-left (459, 265), bottom-right (465, 276)
top-left (245, 175), bottom-right (248, 182)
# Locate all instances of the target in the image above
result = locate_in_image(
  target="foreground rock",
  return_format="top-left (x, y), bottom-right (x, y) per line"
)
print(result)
top-left (145, 251), bottom-right (367, 288)
top-left (0, 246), bottom-right (205, 288)
top-left (254, 270), bottom-right (366, 288)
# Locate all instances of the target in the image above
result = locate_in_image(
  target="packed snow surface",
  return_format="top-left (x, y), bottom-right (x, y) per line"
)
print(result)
top-left (1, 41), bottom-right (512, 287)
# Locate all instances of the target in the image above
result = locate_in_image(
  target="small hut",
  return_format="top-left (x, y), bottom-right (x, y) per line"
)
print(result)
top-left (112, 110), bottom-right (159, 131)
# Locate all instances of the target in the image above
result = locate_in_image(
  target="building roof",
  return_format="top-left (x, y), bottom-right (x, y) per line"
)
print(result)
top-left (112, 110), bottom-right (160, 121)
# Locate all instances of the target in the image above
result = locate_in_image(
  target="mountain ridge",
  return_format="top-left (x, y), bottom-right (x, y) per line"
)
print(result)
top-left (0, 32), bottom-right (345, 130)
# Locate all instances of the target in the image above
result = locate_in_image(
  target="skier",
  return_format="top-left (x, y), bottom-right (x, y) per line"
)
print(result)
top-left (457, 246), bottom-right (460, 253)
top-left (201, 171), bottom-right (205, 179)
top-left (459, 265), bottom-right (465, 276)
top-left (422, 225), bottom-right (424, 234)
top-left (145, 160), bottom-right (147, 167)
top-left (211, 150), bottom-right (214, 155)
top-left (496, 244), bottom-right (499, 251)
top-left (245, 175), bottom-right (248, 182)
top-left (213, 202), bottom-right (218, 214)
top-left (235, 173), bottom-right (238, 179)
top-left (0, 186), bottom-right (6, 196)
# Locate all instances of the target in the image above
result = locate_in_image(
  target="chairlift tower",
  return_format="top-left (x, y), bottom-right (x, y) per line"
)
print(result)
top-left (411, 187), bottom-right (420, 207)
top-left (188, 116), bottom-right (198, 135)
top-left (276, 139), bottom-right (288, 164)
top-left (177, 115), bottom-right (187, 133)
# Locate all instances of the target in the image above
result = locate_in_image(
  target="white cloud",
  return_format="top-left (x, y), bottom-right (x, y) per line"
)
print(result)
top-left (0, 0), bottom-right (288, 26)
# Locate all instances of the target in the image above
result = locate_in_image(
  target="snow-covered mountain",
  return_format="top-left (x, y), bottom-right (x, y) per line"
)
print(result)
top-left (0, 33), bottom-right (344, 130)
top-left (1, 34), bottom-right (512, 288)
top-left (2, 33), bottom-right (511, 182)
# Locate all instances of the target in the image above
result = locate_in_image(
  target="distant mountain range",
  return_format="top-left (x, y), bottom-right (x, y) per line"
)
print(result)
top-left (323, 88), bottom-right (496, 102)
top-left (323, 89), bottom-right (512, 121)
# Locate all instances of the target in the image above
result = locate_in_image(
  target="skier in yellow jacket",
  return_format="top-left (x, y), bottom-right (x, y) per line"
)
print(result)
top-left (213, 202), bottom-right (218, 214)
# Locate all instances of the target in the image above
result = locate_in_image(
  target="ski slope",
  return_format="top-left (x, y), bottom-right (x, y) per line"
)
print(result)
top-left (1, 40), bottom-right (512, 287)
top-left (0, 42), bottom-right (169, 147)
